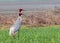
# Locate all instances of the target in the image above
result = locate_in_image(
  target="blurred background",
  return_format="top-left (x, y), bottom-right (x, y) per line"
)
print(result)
top-left (0, 0), bottom-right (60, 28)
top-left (0, 0), bottom-right (60, 43)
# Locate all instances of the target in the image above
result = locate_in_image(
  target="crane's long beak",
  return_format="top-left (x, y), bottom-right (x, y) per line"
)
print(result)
top-left (22, 14), bottom-right (27, 17)
top-left (22, 10), bottom-right (27, 17)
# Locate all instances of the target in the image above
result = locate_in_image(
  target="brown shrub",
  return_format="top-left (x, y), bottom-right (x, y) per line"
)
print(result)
top-left (0, 7), bottom-right (60, 28)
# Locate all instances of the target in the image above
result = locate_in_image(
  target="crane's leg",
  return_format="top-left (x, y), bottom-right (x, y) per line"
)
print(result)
top-left (18, 29), bottom-right (20, 40)
top-left (13, 32), bottom-right (16, 39)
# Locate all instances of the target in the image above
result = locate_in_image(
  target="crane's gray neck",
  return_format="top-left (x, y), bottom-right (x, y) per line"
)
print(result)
top-left (18, 16), bottom-right (22, 20)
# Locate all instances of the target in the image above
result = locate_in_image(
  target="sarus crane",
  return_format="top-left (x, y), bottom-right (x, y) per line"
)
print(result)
top-left (9, 8), bottom-right (23, 39)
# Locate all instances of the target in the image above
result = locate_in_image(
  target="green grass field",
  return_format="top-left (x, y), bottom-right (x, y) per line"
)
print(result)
top-left (0, 25), bottom-right (60, 43)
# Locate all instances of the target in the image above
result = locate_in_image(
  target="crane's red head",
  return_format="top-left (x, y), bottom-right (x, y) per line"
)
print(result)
top-left (19, 8), bottom-right (23, 16)
top-left (19, 8), bottom-right (23, 12)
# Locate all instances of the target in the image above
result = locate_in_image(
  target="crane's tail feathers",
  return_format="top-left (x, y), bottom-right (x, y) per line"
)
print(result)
top-left (9, 30), bottom-right (12, 36)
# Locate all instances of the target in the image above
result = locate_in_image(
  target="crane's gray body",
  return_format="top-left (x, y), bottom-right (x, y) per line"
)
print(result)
top-left (9, 17), bottom-right (22, 36)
